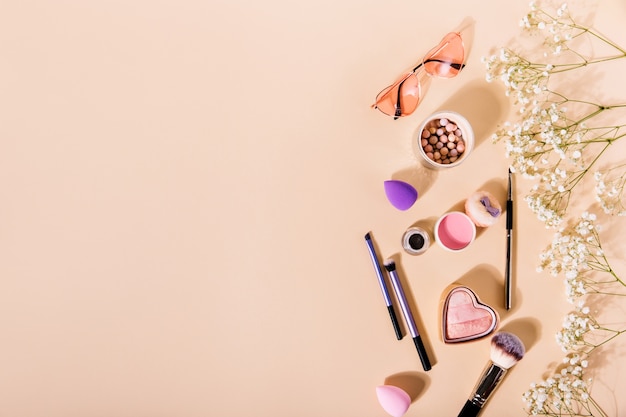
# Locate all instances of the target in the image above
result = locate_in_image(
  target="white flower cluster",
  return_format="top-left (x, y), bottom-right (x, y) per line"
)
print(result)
top-left (556, 303), bottom-right (598, 352)
top-left (484, 0), bottom-right (626, 228)
top-left (520, 2), bottom-right (574, 56)
top-left (481, 75), bottom-right (588, 227)
top-left (486, 3), bottom-right (626, 415)
top-left (523, 354), bottom-right (593, 416)
top-left (537, 212), bottom-right (601, 302)
top-left (487, 101), bottom-right (583, 177)
top-left (482, 49), bottom-right (550, 108)
top-left (484, 34), bottom-right (591, 226)
top-left (594, 168), bottom-right (626, 216)
top-left (525, 193), bottom-right (564, 228)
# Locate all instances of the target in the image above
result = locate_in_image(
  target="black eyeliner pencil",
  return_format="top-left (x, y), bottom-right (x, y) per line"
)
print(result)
top-left (505, 169), bottom-right (513, 310)
top-left (364, 233), bottom-right (403, 340)
top-left (384, 259), bottom-right (432, 371)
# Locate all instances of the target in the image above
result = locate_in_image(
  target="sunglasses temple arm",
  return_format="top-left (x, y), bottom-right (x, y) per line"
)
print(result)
top-left (411, 62), bottom-right (424, 72)
top-left (394, 87), bottom-right (402, 119)
top-left (394, 61), bottom-right (427, 118)
top-left (423, 58), bottom-right (464, 71)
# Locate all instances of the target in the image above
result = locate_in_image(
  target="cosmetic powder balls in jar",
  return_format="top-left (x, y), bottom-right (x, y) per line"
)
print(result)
top-left (420, 117), bottom-right (467, 165)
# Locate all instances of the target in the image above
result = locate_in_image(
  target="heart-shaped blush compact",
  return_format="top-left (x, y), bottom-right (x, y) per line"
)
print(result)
top-left (442, 286), bottom-right (498, 343)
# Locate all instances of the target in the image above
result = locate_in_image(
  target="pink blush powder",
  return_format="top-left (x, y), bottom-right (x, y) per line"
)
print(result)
top-left (436, 212), bottom-right (475, 250)
top-left (442, 286), bottom-right (498, 343)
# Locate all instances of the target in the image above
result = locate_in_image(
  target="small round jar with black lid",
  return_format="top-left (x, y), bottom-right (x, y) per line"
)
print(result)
top-left (402, 226), bottom-right (430, 255)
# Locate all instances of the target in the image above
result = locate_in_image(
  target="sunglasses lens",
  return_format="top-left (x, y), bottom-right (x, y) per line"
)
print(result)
top-left (374, 73), bottom-right (422, 117)
top-left (423, 32), bottom-right (465, 78)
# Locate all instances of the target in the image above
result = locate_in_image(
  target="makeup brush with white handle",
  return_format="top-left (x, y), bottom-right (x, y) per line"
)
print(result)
top-left (457, 332), bottom-right (525, 417)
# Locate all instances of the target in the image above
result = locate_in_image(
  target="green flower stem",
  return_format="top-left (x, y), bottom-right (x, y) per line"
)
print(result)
top-left (550, 91), bottom-right (626, 110)
top-left (587, 395), bottom-right (609, 417)
top-left (550, 53), bottom-right (626, 74)
top-left (573, 24), bottom-right (626, 55)
top-left (586, 328), bottom-right (626, 354)
top-left (588, 232), bottom-right (626, 287)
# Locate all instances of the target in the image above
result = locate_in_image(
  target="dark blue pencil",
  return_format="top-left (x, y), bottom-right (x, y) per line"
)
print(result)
top-left (364, 232), bottom-right (403, 340)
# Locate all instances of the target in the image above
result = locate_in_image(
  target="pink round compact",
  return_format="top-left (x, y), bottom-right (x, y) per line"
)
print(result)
top-left (434, 211), bottom-right (476, 252)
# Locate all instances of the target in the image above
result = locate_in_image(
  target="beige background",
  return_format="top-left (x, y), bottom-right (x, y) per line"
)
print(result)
top-left (2, 1), bottom-right (626, 416)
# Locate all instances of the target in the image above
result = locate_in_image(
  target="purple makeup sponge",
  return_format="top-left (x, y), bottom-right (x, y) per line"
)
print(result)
top-left (384, 180), bottom-right (418, 211)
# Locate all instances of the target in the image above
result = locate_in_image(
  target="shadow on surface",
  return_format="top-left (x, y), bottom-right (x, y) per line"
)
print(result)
top-left (384, 371), bottom-right (431, 403)
top-left (436, 78), bottom-right (510, 148)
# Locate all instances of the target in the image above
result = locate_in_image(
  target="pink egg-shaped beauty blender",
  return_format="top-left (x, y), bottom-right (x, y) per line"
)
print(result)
top-left (376, 385), bottom-right (411, 417)
top-left (384, 180), bottom-right (418, 211)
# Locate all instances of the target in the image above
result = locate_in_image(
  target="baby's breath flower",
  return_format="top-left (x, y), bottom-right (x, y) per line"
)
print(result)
top-left (484, 0), bottom-right (626, 227)
top-left (594, 164), bottom-right (626, 216)
top-left (556, 303), bottom-right (599, 352)
top-left (523, 353), bottom-right (598, 416)
top-left (489, 2), bottom-right (626, 416)
top-left (536, 212), bottom-right (622, 303)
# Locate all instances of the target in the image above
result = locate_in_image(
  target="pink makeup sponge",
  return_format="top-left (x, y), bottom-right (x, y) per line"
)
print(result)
top-left (376, 385), bottom-right (411, 417)
top-left (384, 180), bottom-right (418, 211)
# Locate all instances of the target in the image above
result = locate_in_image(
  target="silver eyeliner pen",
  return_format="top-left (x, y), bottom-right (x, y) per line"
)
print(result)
top-left (384, 259), bottom-right (431, 371)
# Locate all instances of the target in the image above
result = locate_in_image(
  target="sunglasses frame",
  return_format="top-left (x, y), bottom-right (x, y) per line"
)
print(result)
top-left (372, 32), bottom-right (465, 119)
